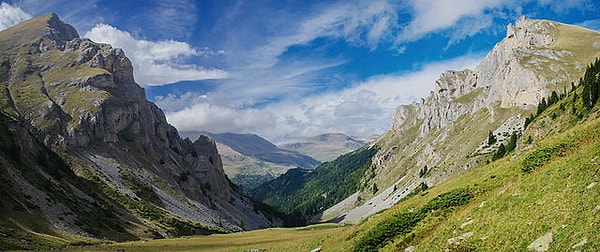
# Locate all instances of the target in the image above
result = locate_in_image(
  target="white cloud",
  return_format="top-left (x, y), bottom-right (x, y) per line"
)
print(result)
top-left (233, 0), bottom-right (398, 71)
top-left (84, 24), bottom-right (228, 86)
top-left (397, 0), bottom-right (505, 43)
top-left (203, 0), bottom-right (401, 111)
top-left (396, 0), bottom-right (591, 45)
top-left (165, 102), bottom-right (275, 134)
top-left (132, 0), bottom-right (198, 40)
top-left (0, 2), bottom-right (31, 30)
top-left (163, 54), bottom-right (482, 143)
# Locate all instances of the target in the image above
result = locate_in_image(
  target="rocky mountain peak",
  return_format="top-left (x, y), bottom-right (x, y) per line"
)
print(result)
top-left (506, 16), bottom-right (555, 47)
top-left (395, 17), bottom-right (595, 136)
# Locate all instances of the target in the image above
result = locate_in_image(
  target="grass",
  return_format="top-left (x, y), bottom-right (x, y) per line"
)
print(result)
top-left (453, 87), bottom-right (483, 104)
top-left (68, 224), bottom-right (351, 252)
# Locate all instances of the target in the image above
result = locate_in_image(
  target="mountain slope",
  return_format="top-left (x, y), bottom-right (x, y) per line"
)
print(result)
top-left (321, 17), bottom-right (600, 224)
top-left (0, 13), bottom-right (278, 249)
top-left (279, 133), bottom-right (366, 163)
top-left (182, 131), bottom-right (320, 189)
top-left (252, 17), bottom-right (600, 226)
top-left (250, 144), bottom-right (379, 225)
top-left (343, 80), bottom-right (600, 251)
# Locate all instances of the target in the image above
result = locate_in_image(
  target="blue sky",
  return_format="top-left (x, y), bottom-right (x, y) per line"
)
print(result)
top-left (1, 0), bottom-right (599, 143)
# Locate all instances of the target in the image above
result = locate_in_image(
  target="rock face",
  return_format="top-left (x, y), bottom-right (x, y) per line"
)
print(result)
top-left (0, 13), bottom-right (278, 243)
top-left (323, 17), bottom-right (600, 224)
top-left (182, 131), bottom-right (321, 190)
top-left (403, 17), bottom-right (583, 137)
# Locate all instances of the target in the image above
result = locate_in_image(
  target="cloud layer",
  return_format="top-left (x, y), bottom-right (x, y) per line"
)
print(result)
top-left (0, 3), bottom-right (31, 30)
top-left (161, 55), bottom-right (481, 142)
top-left (84, 24), bottom-right (228, 86)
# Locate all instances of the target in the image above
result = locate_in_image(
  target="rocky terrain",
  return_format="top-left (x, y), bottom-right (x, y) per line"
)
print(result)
top-left (0, 13), bottom-right (278, 249)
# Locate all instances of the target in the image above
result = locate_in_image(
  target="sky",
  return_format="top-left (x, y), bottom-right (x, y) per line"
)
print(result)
top-left (1, 0), bottom-right (599, 143)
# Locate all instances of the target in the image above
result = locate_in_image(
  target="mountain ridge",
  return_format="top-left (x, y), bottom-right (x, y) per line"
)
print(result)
top-left (181, 131), bottom-right (320, 189)
top-left (324, 16), bottom-right (600, 224)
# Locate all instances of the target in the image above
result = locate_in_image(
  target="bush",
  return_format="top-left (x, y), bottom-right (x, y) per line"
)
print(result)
top-left (522, 143), bottom-right (568, 173)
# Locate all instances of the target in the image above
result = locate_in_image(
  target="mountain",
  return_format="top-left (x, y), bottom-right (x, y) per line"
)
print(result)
top-left (343, 59), bottom-right (600, 251)
top-left (181, 131), bottom-right (320, 189)
top-left (279, 133), bottom-right (367, 162)
top-left (0, 14), bottom-right (278, 250)
top-left (254, 17), bottom-right (600, 226)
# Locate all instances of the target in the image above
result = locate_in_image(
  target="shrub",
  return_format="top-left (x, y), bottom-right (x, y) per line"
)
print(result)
top-left (522, 143), bottom-right (568, 173)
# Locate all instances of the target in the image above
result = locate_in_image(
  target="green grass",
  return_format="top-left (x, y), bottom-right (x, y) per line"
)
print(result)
top-left (453, 87), bottom-right (483, 104)
top-left (68, 224), bottom-right (352, 252)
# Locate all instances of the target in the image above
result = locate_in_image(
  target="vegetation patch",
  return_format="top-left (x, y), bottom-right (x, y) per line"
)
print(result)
top-left (521, 142), bottom-right (569, 173)
top-left (353, 188), bottom-right (473, 251)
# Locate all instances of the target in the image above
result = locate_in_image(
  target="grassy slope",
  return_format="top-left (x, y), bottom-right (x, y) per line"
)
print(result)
top-left (347, 86), bottom-right (600, 251)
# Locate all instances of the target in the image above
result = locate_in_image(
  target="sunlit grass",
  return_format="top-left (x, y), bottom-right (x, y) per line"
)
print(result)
top-left (69, 224), bottom-right (352, 252)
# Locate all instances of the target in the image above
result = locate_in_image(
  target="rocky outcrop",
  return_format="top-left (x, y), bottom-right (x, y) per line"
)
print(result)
top-left (398, 17), bottom-right (575, 136)
top-left (0, 13), bottom-right (278, 240)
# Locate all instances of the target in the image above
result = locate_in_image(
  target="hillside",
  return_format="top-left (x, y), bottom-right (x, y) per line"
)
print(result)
top-left (182, 131), bottom-right (320, 189)
top-left (343, 76), bottom-right (600, 251)
top-left (279, 133), bottom-right (367, 162)
top-left (250, 145), bottom-right (379, 225)
top-left (253, 17), bottom-right (600, 226)
top-left (0, 14), bottom-right (278, 250)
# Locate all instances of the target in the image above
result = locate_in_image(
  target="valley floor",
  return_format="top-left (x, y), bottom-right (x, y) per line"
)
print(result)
top-left (64, 223), bottom-right (352, 252)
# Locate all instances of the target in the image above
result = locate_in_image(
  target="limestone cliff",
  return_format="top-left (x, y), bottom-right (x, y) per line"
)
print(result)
top-left (322, 17), bottom-right (600, 224)
top-left (0, 13), bottom-right (278, 244)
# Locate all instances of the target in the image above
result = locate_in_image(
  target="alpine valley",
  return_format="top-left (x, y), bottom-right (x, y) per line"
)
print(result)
top-left (2, 13), bottom-right (600, 252)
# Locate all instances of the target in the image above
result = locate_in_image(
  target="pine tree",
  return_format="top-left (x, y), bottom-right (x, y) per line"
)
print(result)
top-left (492, 143), bottom-right (506, 161)
top-left (549, 91), bottom-right (559, 106)
top-left (507, 132), bottom-right (518, 153)
top-left (582, 59), bottom-right (600, 108)
top-left (488, 131), bottom-right (497, 145)
top-left (537, 98), bottom-right (547, 115)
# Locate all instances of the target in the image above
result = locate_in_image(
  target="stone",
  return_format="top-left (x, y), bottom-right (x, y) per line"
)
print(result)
top-left (527, 231), bottom-right (553, 252)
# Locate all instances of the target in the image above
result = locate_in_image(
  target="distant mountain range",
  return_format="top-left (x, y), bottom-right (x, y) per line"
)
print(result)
top-left (181, 131), bottom-right (368, 189)
top-left (279, 133), bottom-right (368, 163)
